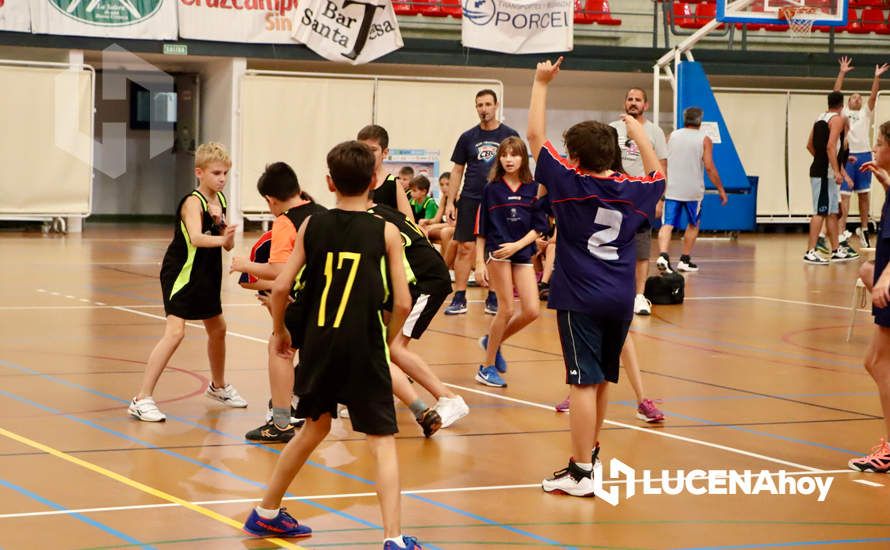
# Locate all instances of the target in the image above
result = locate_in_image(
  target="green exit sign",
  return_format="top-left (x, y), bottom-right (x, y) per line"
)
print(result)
top-left (163, 43), bottom-right (188, 56)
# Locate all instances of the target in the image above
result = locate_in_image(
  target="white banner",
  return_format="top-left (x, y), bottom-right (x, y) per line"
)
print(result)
top-left (0, 0), bottom-right (31, 31)
top-left (461, 0), bottom-right (573, 54)
top-left (178, 0), bottom-right (299, 43)
top-left (292, 0), bottom-right (402, 65)
top-left (29, 0), bottom-right (176, 39)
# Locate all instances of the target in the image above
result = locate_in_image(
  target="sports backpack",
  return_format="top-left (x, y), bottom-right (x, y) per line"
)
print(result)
top-left (644, 272), bottom-right (685, 305)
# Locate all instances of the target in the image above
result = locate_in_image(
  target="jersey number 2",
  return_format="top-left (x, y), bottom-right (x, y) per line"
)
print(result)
top-left (317, 252), bottom-right (361, 328)
top-left (587, 208), bottom-right (622, 261)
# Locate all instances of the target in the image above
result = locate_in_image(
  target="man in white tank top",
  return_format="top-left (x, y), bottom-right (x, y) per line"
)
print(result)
top-left (833, 56), bottom-right (889, 248)
top-left (656, 107), bottom-right (726, 273)
top-left (609, 87), bottom-right (668, 315)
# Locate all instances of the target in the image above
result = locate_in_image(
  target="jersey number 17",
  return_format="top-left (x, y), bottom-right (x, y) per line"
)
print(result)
top-left (317, 252), bottom-right (361, 328)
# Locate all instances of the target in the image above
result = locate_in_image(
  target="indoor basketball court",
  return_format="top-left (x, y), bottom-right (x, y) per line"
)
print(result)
top-left (2, 0), bottom-right (890, 548)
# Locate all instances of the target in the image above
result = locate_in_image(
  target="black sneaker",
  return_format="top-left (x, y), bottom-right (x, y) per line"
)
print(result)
top-left (245, 420), bottom-right (297, 443)
top-left (677, 255), bottom-right (699, 272)
top-left (417, 408), bottom-right (442, 438)
top-left (538, 282), bottom-right (550, 301)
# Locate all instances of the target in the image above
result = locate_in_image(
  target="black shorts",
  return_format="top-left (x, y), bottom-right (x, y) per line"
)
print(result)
top-left (403, 288), bottom-right (449, 339)
top-left (634, 228), bottom-right (652, 261)
top-left (556, 310), bottom-right (631, 385)
top-left (295, 394), bottom-right (398, 435)
top-left (454, 197), bottom-right (481, 242)
top-left (284, 298), bottom-right (307, 350)
top-left (874, 240), bottom-right (890, 327)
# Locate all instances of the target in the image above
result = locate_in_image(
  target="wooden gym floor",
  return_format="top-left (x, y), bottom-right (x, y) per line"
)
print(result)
top-left (1, 224), bottom-right (889, 550)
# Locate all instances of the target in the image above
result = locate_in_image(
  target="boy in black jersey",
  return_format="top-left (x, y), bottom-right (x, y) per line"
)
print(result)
top-left (368, 202), bottom-right (470, 432)
top-left (244, 142), bottom-right (421, 550)
top-left (128, 143), bottom-right (245, 422)
top-left (357, 124), bottom-right (414, 219)
top-left (231, 162), bottom-right (326, 442)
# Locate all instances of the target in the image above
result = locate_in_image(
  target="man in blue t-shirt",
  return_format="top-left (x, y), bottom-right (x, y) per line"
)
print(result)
top-left (442, 89), bottom-right (519, 316)
top-left (527, 57), bottom-right (666, 498)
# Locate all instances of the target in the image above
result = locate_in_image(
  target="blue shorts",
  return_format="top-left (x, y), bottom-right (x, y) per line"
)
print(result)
top-left (843, 152), bottom-right (873, 194)
top-left (556, 310), bottom-right (631, 385)
top-left (810, 176), bottom-right (840, 216)
top-left (662, 199), bottom-right (703, 229)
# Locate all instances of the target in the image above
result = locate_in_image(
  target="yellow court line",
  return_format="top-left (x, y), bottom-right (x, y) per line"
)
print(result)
top-left (0, 427), bottom-right (304, 550)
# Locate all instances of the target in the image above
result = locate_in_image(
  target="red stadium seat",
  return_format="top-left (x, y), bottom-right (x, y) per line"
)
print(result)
top-left (393, 0), bottom-right (420, 16)
top-left (856, 7), bottom-right (889, 32)
top-left (418, 0), bottom-right (446, 17)
top-left (441, 0), bottom-right (462, 17)
top-left (586, 0), bottom-right (622, 25)
top-left (574, 0), bottom-right (595, 24)
top-left (673, 2), bottom-right (698, 28)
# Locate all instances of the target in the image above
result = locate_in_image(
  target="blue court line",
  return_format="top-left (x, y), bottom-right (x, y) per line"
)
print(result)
top-left (0, 358), bottom-right (565, 549)
top-left (645, 405), bottom-right (861, 456)
top-left (0, 476), bottom-right (151, 549)
top-left (0, 383), bottom-right (378, 531)
top-left (676, 537), bottom-right (890, 549)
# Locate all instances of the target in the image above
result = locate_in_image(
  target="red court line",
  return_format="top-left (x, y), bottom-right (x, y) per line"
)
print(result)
top-left (781, 323), bottom-right (870, 360)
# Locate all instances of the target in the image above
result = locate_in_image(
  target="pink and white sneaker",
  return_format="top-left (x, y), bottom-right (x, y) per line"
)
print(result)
top-left (635, 398), bottom-right (665, 423)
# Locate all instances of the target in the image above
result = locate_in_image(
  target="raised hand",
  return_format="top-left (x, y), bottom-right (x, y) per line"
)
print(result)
top-left (876, 63), bottom-right (890, 78)
top-left (860, 160), bottom-right (890, 189)
top-left (839, 56), bottom-right (854, 74)
top-left (535, 56), bottom-right (564, 84)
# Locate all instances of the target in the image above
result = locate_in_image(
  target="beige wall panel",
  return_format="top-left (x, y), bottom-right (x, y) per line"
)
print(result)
top-left (0, 66), bottom-right (92, 215)
top-left (240, 75), bottom-right (375, 212)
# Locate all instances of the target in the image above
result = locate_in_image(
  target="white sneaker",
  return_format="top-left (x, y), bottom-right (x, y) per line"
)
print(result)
top-left (435, 395), bottom-right (470, 428)
top-left (542, 459), bottom-right (594, 497)
top-left (841, 229), bottom-right (853, 243)
top-left (655, 254), bottom-right (672, 274)
top-left (803, 249), bottom-right (829, 265)
top-left (633, 294), bottom-right (651, 316)
top-left (128, 397), bottom-right (166, 422)
top-left (337, 403), bottom-right (350, 418)
top-left (205, 383), bottom-right (248, 408)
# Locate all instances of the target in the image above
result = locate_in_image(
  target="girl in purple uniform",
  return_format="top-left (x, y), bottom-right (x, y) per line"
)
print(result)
top-left (473, 136), bottom-right (547, 387)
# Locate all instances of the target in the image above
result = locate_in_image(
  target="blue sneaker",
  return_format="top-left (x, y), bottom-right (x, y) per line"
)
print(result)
top-left (243, 508), bottom-right (312, 538)
top-left (444, 293), bottom-right (468, 315)
top-left (475, 365), bottom-right (507, 388)
top-left (479, 335), bottom-right (507, 373)
top-left (384, 535), bottom-right (423, 549)
top-left (484, 292), bottom-right (498, 315)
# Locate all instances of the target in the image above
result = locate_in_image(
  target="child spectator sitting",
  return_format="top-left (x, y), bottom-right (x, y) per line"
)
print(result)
top-left (409, 175), bottom-right (438, 224)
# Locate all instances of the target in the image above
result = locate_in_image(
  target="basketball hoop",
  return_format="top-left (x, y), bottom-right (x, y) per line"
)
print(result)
top-left (778, 6), bottom-right (819, 38)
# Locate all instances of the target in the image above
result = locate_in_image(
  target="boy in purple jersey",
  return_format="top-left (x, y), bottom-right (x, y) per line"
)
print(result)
top-left (527, 57), bottom-right (666, 497)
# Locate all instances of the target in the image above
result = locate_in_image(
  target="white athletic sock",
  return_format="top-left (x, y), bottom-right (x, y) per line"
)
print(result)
top-left (575, 462), bottom-right (593, 471)
top-left (384, 535), bottom-right (407, 548)
top-left (255, 506), bottom-right (279, 519)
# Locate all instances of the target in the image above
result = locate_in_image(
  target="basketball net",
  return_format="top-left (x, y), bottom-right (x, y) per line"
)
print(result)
top-left (778, 6), bottom-right (819, 38)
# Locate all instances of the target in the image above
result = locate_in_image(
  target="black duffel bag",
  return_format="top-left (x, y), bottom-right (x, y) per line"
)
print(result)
top-left (644, 272), bottom-right (685, 305)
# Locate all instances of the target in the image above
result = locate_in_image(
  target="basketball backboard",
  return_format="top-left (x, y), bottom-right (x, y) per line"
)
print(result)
top-left (717, 0), bottom-right (848, 26)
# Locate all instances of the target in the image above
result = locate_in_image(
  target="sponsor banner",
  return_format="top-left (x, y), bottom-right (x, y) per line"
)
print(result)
top-left (178, 0), bottom-right (299, 43)
top-left (1, 0), bottom-right (32, 31)
top-left (29, 0), bottom-right (176, 39)
top-left (461, 0), bottom-right (573, 54)
top-left (292, 0), bottom-right (403, 65)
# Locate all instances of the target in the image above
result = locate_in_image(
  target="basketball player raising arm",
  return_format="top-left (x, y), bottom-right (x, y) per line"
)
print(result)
top-left (527, 57), bottom-right (662, 176)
